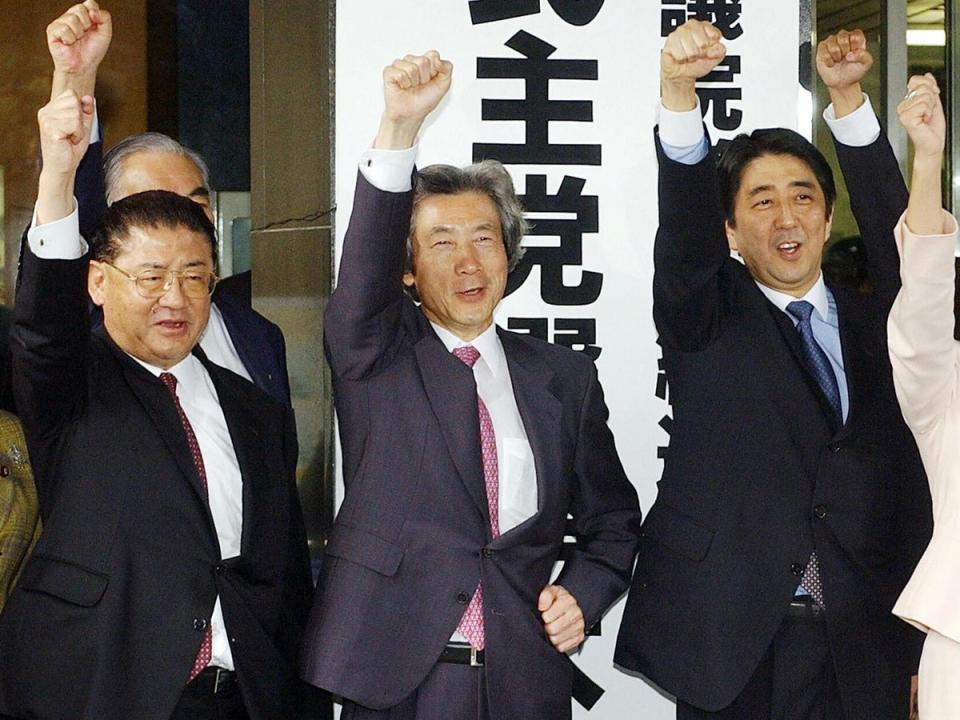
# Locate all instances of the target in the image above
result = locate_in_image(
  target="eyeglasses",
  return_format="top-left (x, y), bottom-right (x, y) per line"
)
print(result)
top-left (102, 262), bottom-right (218, 299)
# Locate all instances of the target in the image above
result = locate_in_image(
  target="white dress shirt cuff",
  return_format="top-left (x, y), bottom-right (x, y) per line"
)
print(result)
top-left (91, 105), bottom-right (102, 144)
top-left (657, 99), bottom-right (707, 148)
top-left (823, 94), bottom-right (880, 147)
top-left (359, 145), bottom-right (418, 192)
top-left (27, 203), bottom-right (87, 260)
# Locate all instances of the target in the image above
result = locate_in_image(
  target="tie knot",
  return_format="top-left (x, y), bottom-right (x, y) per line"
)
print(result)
top-left (786, 300), bottom-right (815, 324)
top-left (159, 372), bottom-right (178, 394)
top-left (452, 345), bottom-right (480, 368)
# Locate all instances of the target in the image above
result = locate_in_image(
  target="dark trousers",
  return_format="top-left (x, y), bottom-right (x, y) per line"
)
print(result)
top-left (169, 668), bottom-right (250, 720)
top-left (341, 662), bottom-right (489, 720)
top-left (678, 614), bottom-right (844, 720)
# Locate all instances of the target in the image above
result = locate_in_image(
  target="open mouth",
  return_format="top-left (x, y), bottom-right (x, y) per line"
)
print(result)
top-left (777, 241), bottom-right (801, 258)
top-left (156, 320), bottom-right (188, 333)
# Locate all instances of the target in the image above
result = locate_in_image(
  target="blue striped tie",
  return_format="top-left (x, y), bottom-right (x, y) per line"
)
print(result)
top-left (786, 300), bottom-right (842, 426)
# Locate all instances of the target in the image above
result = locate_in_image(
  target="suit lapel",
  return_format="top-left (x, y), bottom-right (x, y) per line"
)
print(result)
top-left (95, 328), bottom-right (212, 509)
top-left (495, 330), bottom-right (562, 544)
top-left (413, 329), bottom-right (490, 525)
top-left (212, 294), bottom-right (269, 390)
top-left (831, 288), bottom-right (878, 439)
top-left (763, 294), bottom-right (844, 434)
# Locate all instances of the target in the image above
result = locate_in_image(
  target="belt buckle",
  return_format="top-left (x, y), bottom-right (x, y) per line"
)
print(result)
top-left (470, 646), bottom-right (482, 667)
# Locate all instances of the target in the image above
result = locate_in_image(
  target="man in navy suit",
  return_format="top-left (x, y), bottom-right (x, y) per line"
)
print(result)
top-left (43, 0), bottom-right (291, 406)
top-left (614, 20), bottom-right (930, 720)
top-left (300, 52), bottom-right (641, 719)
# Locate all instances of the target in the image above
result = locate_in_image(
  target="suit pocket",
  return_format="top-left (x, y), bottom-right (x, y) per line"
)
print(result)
top-left (324, 524), bottom-right (405, 576)
top-left (640, 502), bottom-right (715, 562)
top-left (18, 554), bottom-right (109, 607)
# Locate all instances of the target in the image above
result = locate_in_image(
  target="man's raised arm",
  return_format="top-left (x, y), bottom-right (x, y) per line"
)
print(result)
top-left (324, 52), bottom-right (451, 380)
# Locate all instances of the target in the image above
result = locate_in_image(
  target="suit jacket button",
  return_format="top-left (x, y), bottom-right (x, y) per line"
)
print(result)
top-left (193, 618), bottom-right (208, 631)
top-left (482, 548), bottom-right (494, 558)
top-left (828, 442), bottom-right (841, 453)
top-left (456, 591), bottom-right (469, 604)
top-left (814, 505), bottom-right (828, 519)
top-left (215, 563), bottom-right (225, 574)
top-left (791, 563), bottom-right (805, 576)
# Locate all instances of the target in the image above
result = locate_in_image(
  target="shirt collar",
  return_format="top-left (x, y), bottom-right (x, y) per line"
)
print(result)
top-left (430, 321), bottom-right (505, 378)
top-left (129, 350), bottom-right (203, 386)
top-left (755, 272), bottom-right (830, 323)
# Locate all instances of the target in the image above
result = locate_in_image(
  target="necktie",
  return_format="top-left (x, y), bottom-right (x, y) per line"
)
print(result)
top-left (159, 372), bottom-right (213, 681)
top-left (452, 345), bottom-right (499, 649)
top-left (784, 301), bottom-right (836, 608)
top-left (785, 300), bottom-right (843, 427)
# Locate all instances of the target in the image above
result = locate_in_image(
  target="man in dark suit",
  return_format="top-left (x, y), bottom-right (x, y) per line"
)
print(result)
top-left (614, 20), bottom-right (930, 720)
top-left (300, 52), bottom-right (641, 720)
top-left (41, 0), bottom-right (291, 407)
top-left (0, 82), bottom-right (313, 720)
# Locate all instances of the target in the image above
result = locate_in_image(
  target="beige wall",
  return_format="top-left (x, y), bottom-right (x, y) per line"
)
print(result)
top-left (0, 1), bottom-right (148, 301)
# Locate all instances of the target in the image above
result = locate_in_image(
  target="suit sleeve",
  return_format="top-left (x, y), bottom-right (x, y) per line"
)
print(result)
top-left (833, 132), bottom-right (908, 297)
top-left (76, 138), bottom-right (107, 244)
top-left (887, 212), bottom-right (960, 434)
top-left (554, 364), bottom-right (642, 628)
top-left (10, 245), bottom-right (89, 448)
top-left (324, 171), bottom-right (414, 381)
top-left (652, 130), bottom-right (730, 352)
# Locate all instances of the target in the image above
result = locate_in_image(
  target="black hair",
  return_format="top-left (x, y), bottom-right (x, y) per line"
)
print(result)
top-left (718, 128), bottom-right (836, 227)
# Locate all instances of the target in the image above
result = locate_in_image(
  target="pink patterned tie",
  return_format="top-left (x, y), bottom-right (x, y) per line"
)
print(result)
top-left (452, 346), bottom-right (499, 650)
top-left (159, 372), bottom-right (213, 682)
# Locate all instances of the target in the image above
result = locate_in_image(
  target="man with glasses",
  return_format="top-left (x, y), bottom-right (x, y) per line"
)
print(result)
top-left (35, 0), bottom-right (292, 408)
top-left (0, 84), bottom-right (314, 720)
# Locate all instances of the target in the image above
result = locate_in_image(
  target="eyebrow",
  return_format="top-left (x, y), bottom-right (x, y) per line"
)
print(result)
top-left (188, 187), bottom-right (210, 200)
top-left (133, 259), bottom-right (211, 270)
top-left (427, 221), bottom-right (498, 235)
top-left (747, 180), bottom-right (817, 197)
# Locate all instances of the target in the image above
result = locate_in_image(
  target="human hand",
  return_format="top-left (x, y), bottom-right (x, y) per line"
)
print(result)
top-left (36, 90), bottom-right (94, 224)
top-left (47, 2), bottom-right (112, 77)
top-left (538, 584), bottom-right (586, 653)
top-left (661, 20), bottom-right (725, 112)
top-left (374, 51), bottom-right (453, 150)
top-left (898, 73), bottom-right (945, 161)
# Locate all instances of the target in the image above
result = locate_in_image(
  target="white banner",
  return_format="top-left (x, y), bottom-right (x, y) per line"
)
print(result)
top-left (334, 2), bottom-right (800, 717)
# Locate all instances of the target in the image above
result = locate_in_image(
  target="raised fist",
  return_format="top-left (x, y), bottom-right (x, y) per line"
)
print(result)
top-left (47, 1), bottom-right (112, 76)
top-left (816, 29), bottom-right (872, 92)
top-left (661, 20), bottom-right (726, 85)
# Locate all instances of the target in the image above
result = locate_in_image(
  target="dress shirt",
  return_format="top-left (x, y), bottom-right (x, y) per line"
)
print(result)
top-left (431, 322), bottom-right (539, 532)
top-left (198, 303), bottom-right (253, 382)
top-left (28, 207), bottom-right (243, 671)
top-left (27, 206), bottom-right (255, 376)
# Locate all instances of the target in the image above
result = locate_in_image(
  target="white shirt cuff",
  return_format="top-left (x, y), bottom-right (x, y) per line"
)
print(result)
top-left (657, 98), bottom-right (707, 148)
top-left (27, 202), bottom-right (87, 260)
top-left (823, 94), bottom-right (880, 147)
top-left (91, 105), bottom-right (102, 144)
top-left (359, 144), bottom-right (418, 192)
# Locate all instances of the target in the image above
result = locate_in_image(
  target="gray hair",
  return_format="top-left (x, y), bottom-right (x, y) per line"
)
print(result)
top-left (408, 160), bottom-right (528, 275)
top-left (103, 132), bottom-right (212, 205)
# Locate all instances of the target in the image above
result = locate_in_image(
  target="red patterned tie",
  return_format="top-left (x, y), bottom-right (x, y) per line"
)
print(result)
top-left (159, 372), bottom-right (213, 681)
top-left (452, 346), bottom-right (499, 650)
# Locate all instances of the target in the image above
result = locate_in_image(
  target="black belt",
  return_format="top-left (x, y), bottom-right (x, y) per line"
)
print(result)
top-left (787, 596), bottom-right (825, 619)
top-left (439, 643), bottom-right (484, 667)
top-left (187, 666), bottom-right (238, 694)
